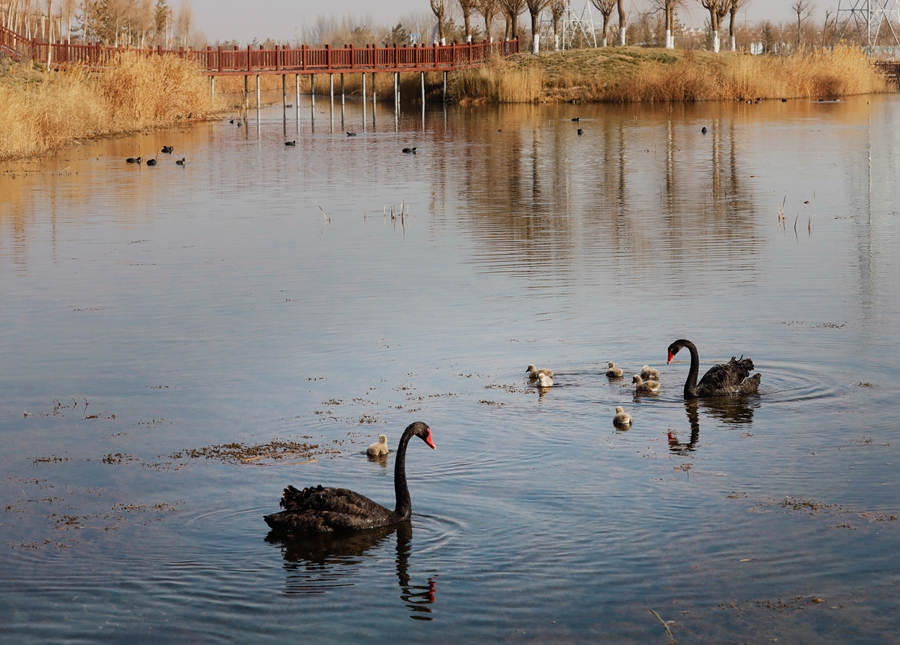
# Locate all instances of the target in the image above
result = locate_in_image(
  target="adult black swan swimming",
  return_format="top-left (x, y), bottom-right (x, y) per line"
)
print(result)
top-left (264, 422), bottom-right (435, 534)
top-left (667, 339), bottom-right (761, 398)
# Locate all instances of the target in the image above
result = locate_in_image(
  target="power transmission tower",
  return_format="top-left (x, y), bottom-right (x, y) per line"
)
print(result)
top-left (836, 0), bottom-right (900, 54)
top-left (562, 0), bottom-right (598, 49)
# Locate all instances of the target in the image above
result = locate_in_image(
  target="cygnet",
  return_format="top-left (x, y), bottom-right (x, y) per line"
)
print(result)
top-left (366, 434), bottom-right (389, 457)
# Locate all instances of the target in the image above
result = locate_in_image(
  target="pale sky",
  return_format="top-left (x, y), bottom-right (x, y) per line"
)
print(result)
top-left (188, 0), bottom-right (829, 45)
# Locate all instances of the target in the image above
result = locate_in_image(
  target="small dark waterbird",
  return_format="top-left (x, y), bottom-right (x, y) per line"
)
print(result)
top-left (346, 131), bottom-right (357, 136)
top-left (176, 158), bottom-right (186, 166)
top-left (667, 339), bottom-right (761, 398)
top-left (161, 146), bottom-right (174, 154)
top-left (126, 156), bottom-right (141, 164)
top-left (285, 140), bottom-right (297, 146)
top-left (402, 147), bottom-right (417, 154)
top-left (146, 152), bottom-right (159, 166)
top-left (577, 128), bottom-right (584, 135)
top-left (264, 422), bottom-right (435, 534)
top-left (701, 126), bottom-right (708, 134)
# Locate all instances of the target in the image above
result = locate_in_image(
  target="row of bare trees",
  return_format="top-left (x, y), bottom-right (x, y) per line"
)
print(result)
top-left (1, 0), bottom-right (196, 47)
top-left (425, 0), bottom-right (843, 54)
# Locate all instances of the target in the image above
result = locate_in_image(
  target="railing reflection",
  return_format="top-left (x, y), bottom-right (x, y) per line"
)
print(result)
top-left (266, 521), bottom-right (436, 620)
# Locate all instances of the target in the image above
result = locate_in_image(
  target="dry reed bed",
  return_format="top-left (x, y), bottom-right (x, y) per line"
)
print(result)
top-left (0, 53), bottom-right (215, 161)
top-left (449, 46), bottom-right (889, 103)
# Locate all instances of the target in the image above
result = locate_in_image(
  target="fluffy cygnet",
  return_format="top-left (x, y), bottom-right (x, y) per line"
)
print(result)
top-left (526, 364), bottom-right (554, 382)
top-left (632, 374), bottom-right (660, 394)
top-left (641, 365), bottom-right (660, 380)
top-left (537, 372), bottom-right (554, 387)
top-left (613, 406), bottom-right (632, 428)
top-left (366, 434), bottom-right (389, 457)
top-left (606, 362), bottom-right (624, 378)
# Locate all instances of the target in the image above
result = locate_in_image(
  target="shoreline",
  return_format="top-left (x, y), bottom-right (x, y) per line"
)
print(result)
top-left (0, 53), bottom-right (220, 162)
top-left (1, 46), bottom-right (892, 161)
top-left (448, 46), bottom-right (891, 104)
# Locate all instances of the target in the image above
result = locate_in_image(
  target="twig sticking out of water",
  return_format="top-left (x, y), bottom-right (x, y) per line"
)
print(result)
top-left (648, 609), bottom-right (676, 644)
top-left (314, 202), bottom-right (330, 223)
top-left (808, 215), bottom-right (813, 233)
top-left (794, 213), bottom-right (799, 232)
top-left (777, 196), bottom-right (786, 225)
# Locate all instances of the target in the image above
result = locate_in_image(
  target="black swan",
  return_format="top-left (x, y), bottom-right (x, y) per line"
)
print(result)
top-left (667, 339), bottom-right (761, 398)
top-left (264, 422), bottom-right (435, 533)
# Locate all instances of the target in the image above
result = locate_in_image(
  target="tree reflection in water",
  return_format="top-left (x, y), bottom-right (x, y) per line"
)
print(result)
top-left (265, 521), bottom-right (436, 620)
top-left (667, 397), bottom-right (759, 453)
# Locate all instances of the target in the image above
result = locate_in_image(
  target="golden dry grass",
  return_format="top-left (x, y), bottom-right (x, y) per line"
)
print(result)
top-left (449, 46), bottom-right (889, 104)
top-left (0, 52), bottom-right (216, 161)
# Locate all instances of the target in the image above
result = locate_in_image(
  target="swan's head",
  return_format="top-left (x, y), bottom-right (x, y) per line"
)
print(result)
top-left (667, 340), bottom-right (688, 364)
top-left (632, 375), bottom-right (643, 385)
top-left (642, 365), bottom-right (651, 371)
top-left (615, 406), bottom-right (624, 413)
top-left (408, 422), bottom-right (436, 449)
top-left (607, 362), bottom-right (615, 368)
top-left (526, 364), bottom-right (537, 373)
top-left (378, 434), bottom-right (388, 444)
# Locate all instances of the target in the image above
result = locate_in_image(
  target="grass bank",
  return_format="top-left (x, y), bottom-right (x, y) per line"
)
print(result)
top-left (0, 53), bottom-right (216, 161)
top-left (449, 46), bottom-right (889, 103)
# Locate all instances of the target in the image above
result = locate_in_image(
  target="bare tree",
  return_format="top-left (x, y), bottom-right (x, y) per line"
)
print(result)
top-left (430, 0), bottom-right (447, 44)
top-left (590, 0), bottom-right (616, 46)
top-left (549, 0), bottom-right (565, 49)
top-left (174, 0), bottom-right (191, 47)
top-left (477, 0), bottom-right (499, 40)
top-left (616, 0), bottom-right (626, 44)
top-left (499, 0), bottom-right (526, 41)
top-left (459, 0), bottom-right (477, 41)
top-left (791, 0), bottom-right (812, 46)
top-left (699, 0), bottom-right (724, 51)
top-left (819, 8), bottom-right (832, 46)
top-left (525, 0), bottom-right (549, 52)
top-left (648, 0), bottom-right (683, 49)
top-left (61, 0), bottom-right (77, 42)
top-left (726, 0), bottom-right (749, 50)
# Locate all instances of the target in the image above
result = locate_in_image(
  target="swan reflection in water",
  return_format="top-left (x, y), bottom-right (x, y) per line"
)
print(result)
top-left (265, 521), bottom-right (436, 620)
top-left (667, 397), bottom-right (758, 453)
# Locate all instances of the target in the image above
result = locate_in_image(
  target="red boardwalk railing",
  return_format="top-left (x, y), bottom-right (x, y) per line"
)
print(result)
top-left (1, 24), bottom-right (28, 60)
top-left (4, 30), bottom-right (519, 75)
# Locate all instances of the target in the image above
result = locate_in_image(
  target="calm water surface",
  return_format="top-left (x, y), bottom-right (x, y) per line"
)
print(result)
top-left (1, 94), bottom-right (899, 643)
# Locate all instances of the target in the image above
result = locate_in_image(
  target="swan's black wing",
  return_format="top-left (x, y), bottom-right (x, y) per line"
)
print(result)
top-left (697, 357), bottom-right (759, 396)
top-left (264, 485), bottom-right (396, 533)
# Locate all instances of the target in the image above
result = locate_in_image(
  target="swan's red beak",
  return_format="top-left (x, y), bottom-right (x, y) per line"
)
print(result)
top-left (667, 350), bottom-right (675, 364)
top-left (425, 429), bottom-right (436, 449)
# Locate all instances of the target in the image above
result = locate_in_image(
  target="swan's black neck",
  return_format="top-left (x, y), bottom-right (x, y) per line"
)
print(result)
top-left (393, 427), bottom-right (415, 520)
top-left (675, 339), bottom-right (701, 398)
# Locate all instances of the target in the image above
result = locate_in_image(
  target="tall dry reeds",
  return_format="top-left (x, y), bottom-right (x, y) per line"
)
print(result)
top-left (449, 57), bottom-right (546, 103)
top-left (0, 52), bottom-right (215, 161)
top-left (449, 46), bottom-right (889, 104)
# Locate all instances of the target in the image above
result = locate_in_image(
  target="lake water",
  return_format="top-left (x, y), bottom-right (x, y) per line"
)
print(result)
top-left (1, 93), bottom-right (899, 644)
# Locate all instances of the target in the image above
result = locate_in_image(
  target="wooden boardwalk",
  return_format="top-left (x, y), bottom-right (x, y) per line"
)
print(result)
top-left (1, 25), bottom-right (518, 75)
